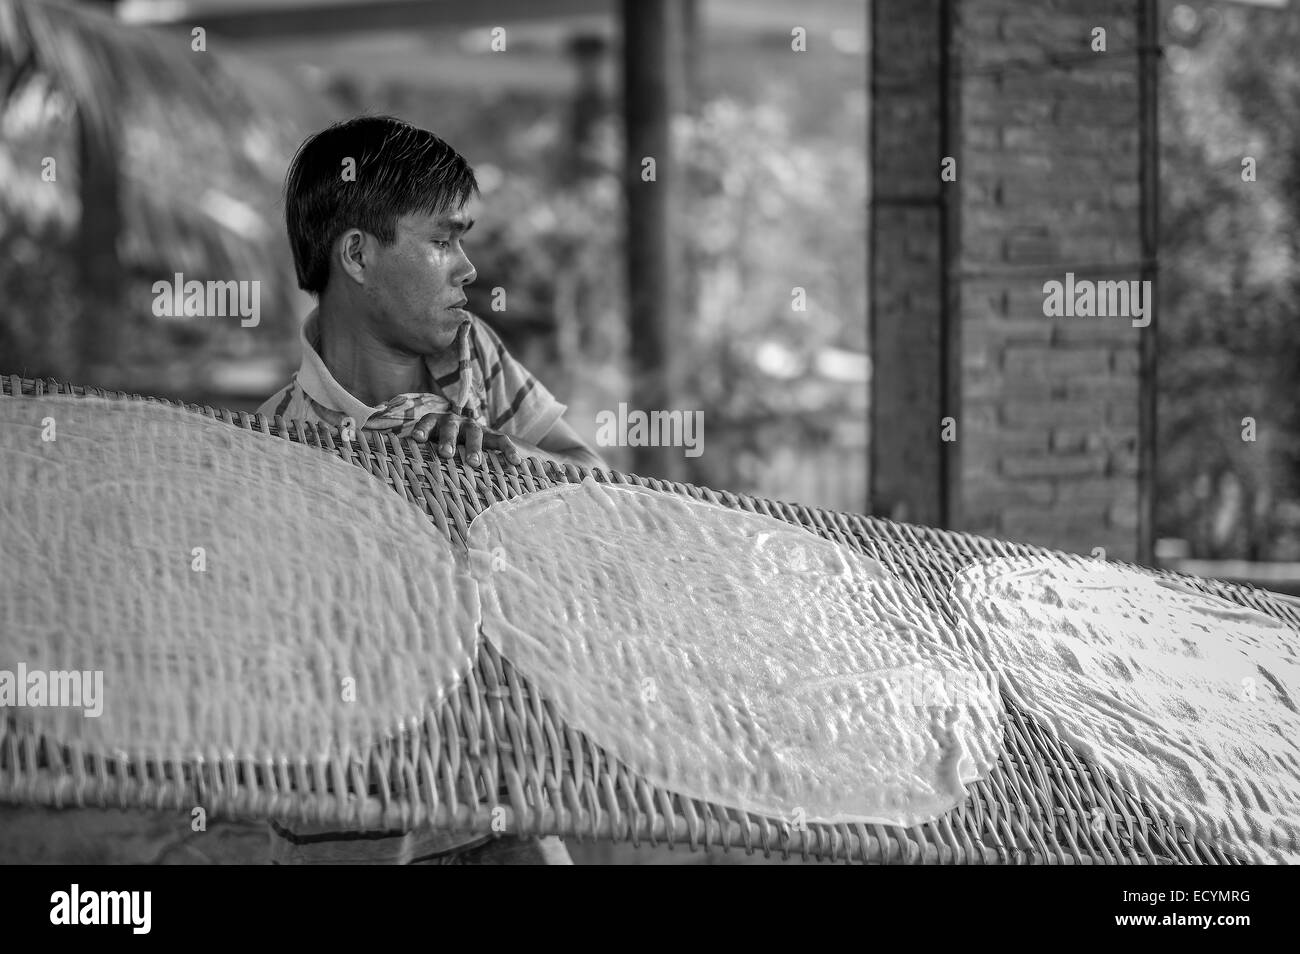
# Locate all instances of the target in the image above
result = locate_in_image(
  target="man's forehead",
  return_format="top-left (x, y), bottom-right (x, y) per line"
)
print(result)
top-left (403, 201), bottom-right (479, 229)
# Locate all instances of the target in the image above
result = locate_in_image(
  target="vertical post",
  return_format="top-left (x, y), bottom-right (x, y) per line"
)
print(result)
top-left (681, 0), bottom-right (701, 118)
top-left (76, 109), bottom-right (123, 386)
top-left (1137, 0), bottom-right (1159, 566)
top-left (622, 0), bottom-right (681, 480)
top-left (678, 0), bottom-right (702, 482)
top-left (939, 0), bottom-right (960, 529)
top-left (565, 33), bottom-right (608, 185)
top-left (869, 0), bottom-right (947, 526)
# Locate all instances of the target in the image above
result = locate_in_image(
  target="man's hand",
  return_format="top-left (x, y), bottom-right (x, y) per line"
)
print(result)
top-left (411, 412), bottom-right (522, 467)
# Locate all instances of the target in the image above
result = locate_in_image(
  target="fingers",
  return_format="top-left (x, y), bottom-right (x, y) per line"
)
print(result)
top-left (411, 413), bottom-right (441, 444)
top-left (482, 430), bottom-right (522, 466)
top-left (461, 421), bottom-right (484, 467)
top-left (435, 414), bottom-right (461, 459)
top-left (410, 411), bottom-right (519, 468)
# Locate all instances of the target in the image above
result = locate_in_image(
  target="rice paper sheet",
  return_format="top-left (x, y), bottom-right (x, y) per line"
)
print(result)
top-left (0, 397), bottom-right (479, 765)
top-left (469, 477), bottom-right (1003, 826)
top-left (951, 556), bottom-right (1300, 863)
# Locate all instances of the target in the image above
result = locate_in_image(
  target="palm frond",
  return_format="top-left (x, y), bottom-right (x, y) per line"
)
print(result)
top-left (0, 0), bottom-right (337, 326)
top-left (0, 0), bottom-right (255, 151)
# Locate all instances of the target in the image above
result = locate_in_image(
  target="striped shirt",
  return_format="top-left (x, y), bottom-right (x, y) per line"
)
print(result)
top-left (260, 308), bottom-right (570, 862)
top-left (258, 308), bottom-right (567, 446)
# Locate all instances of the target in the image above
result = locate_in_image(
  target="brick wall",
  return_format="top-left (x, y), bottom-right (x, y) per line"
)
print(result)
top-left (872, 0), bottom-right (1146, 559)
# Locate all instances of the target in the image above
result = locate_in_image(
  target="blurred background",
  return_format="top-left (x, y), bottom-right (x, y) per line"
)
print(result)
top-left (0, 0), bottom-right (1294, 556)
top-left (0, 0), bottom-right (869, 511)
top-left (1, 1), bottom-right (1299, 575)
top-left (2, 0), bottom-right (1300, 864)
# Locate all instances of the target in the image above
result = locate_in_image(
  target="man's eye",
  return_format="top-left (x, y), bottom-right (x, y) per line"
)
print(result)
top-left (432, 240), bottom-right (450, 249)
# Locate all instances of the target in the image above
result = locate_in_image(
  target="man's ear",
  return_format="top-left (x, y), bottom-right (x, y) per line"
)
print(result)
top-left (335, 229), bottom-right (368, 285)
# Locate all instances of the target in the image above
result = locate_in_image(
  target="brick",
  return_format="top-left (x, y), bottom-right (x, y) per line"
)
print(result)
top-left (964, 95), bottom-right (1053, 125)
top-left (1064, 376), bottom-right (1138, 402)
top-left (1004, 234), bottom-right (1061, 264)
top-left (1106, 401), bottom-right (1140, 428)
top-left (964, 374), bottom-right (1034, 402)
top-left (1051, 317), bottom-right (1136, 346)
top-left (1005, 281), bottom-right (1059, 316)
top-left (1003, 346), bottom-right (1112, 378)
top-left (962, 206), bottom-right (1055, 236)
top-left (976, 374), bottom-right (1062, 403)
top-left (1058, 366), bottom-right (1129, 387)
top-left (961, 457), bottom-right (1000, 486)
top-left (1063, 476), bottom-right (1138, 506)
top-left (961, 281), bottom-right (1009, 318)
top-left (1050, 426), bottom-right (1132, 454)
top-left (962, 41), bottom-right (1036, 71)
top-left (1001, 451), bottom-right (1108, 479)
top-left (961, 337), bottom-right (1004, 371)
top-left (1000, 503), bottom-right (1111, 537)
top-left (1039, 155), bottom-right (1139, 184)
top-left (1052, 124), bottom-right (1139, 155)
top-left (972, 316), bottom-right (1057, 345)
top-left (961, 152), bottom-right (1019, 181)
top-left (959, 418), bottom-right (1052, 453)
top-left (964, 124), bottom-right (1002, 151)
top-left (1055, 95), bottom-right (1139, 126)
top-left (1111, 347), bottom-right (1142, 374)
top-left (1108, 441), bottom-right (1140, 474)
top-left (1002, 399), bottom-right (1111, 426)
top-left (996, 428), bottom-right (1053, 454)
top-left (1110, 451), bottom-right (1139, 476)
top-left (1055, 235), bottom-right (1130, 262)
top-left (965, 477), bottom-right (1056, 507)
top-left (996, 179), bottom-right (1106, 211)
top-left (1002, 126), bottom-right (1049, 151)
top-left (1053, 68), bottom-right (1138, 94)
top-left (1000, 13), bottom-right (1105, 47)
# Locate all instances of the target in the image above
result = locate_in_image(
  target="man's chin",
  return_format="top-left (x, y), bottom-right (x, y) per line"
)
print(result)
top-left (421, 316), bottom-right (466, 352)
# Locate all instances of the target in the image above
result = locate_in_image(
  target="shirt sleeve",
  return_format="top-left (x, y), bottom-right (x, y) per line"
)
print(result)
top-left (471, 317), bottom-right (569, 446)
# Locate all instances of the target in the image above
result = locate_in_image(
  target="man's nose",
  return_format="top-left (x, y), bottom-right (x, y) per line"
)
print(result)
top-left (456, 249), bottom-right (477, 287)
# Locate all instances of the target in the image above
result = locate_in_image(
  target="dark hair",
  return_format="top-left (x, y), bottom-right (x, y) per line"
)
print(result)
top-left (284, 115), bottom-right (479, 294)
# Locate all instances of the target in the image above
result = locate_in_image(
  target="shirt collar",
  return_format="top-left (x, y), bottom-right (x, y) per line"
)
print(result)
top-left (296, 308), bottom-right (389, 425)
top-left (296, 308), bottom-right (468, 425)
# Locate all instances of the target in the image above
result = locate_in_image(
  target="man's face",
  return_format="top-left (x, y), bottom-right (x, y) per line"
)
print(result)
top-left (362, 199), bottom-right (478, 354)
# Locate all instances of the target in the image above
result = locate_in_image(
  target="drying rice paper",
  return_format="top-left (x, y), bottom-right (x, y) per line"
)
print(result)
top-left (951, 556), bottom-right (1300, 863)
top-left (468, 477), bottom-right (1003, 827)
top-left (0, 397), bottom-right (479, 764)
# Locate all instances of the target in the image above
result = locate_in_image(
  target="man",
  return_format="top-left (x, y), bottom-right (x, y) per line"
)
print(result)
top-left (260, 115), bottom-right (604, 863)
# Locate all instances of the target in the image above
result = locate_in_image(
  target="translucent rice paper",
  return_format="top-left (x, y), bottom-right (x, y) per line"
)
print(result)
top-left (0, 397), bottom-right (479, 763)
top-left (468, 477), bottom-right (1003, 826)
top-left (951, 556), bottom-right (1300, 863)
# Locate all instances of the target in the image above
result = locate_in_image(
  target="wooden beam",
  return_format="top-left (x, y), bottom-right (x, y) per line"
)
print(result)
top-left (622, 0), bottom-right (680, 480)
top-left (1137, 0), bottom-right (1160, 566)
top-left (869, 0), bottom-right (948, 526)
top-left (76, 110), bottom-right (123, 386)
top-left (127, 0), bottom-right (613, 40)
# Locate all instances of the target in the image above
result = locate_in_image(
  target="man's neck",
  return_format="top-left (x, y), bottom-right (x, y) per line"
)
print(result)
top-left (316, 299), bottom-right (431, 407)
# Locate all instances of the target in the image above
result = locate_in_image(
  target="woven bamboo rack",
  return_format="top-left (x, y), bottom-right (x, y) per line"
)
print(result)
top-left (3, 373), bottom-right (1296, 864)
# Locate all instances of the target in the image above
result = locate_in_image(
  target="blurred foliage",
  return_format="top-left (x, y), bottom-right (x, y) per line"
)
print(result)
top-left (674, 98), bottom-right (867, 492)
top-left (1159, 0), bottom-right (1300, 559)
top-left (436, 93), bottom-right (866, 490)
top-left (0, 0), bottom-right (332, 394)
